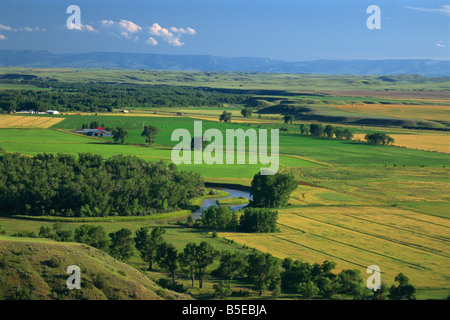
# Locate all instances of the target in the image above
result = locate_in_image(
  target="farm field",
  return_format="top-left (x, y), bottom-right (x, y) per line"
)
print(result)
top-left (0, 69), bottom-right (449, 300)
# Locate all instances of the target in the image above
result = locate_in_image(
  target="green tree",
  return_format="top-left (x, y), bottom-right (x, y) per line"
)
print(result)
top-left (342, 129), bottom-right (354, 140)
top-left (388, 273), bottom-right (416, 300)
top-left (180, 242), bottom-right (197, 287)
top-left (238, 208), bottom-right (278, 233)
top-left (219, 111), bottom-right (232, 123)
top-left (241, 108), bottom-right (253, 118)
top-left (284, 115), bottom-right (295, 124)
top-left (141, 125), bottom-right (160, 145)
top-left (112, 127), bottom-right (128, 144)
top-left (134, 226), bottom-right (166, 270)
top-left (109, 228), bottom-right (134, 262)
top-left (250, 171), bottom-right (297, 208)
top-left (74, 224), bottom-right (109, 251)
top-left (194, 242), bottom-right (217, 288)
top-left (324, 125), bottom-right (335, 138)
top-left (201, 205), bottom-right (232, 230)
top-left (213, 281), bottom-right (232, 299)
top-left (299, 123), bottom-right (309, 134)
top-left (298, 280), bottom-right (319, 299)
top-left (156, 242), bottom-right (179, 283)
top-left (246, 252), bottom-right (280, 296)
top-left (365, 132), bottom-right (394, 145)
top-left (215, 251), bottom-right (246, 281)
top-left (309, 123), bottom-right (324, 136)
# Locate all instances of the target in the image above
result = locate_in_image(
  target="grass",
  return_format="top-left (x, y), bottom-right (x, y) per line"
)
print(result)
top-left (216, 197), bottom-right (249, 206)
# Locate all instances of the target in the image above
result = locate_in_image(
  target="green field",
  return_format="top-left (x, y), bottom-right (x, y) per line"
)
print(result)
top-left (0, 69), bottom-right (449, 300)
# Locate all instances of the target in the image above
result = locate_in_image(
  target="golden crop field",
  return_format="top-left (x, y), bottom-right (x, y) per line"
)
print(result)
top-left (335, 103), bottom-right (450, 123)
top-left (219, 205), bottom-right (450, 289)
top-left (353, 133), bottom-right (450, 154)
top-left (0, 115), bottom-right (65, 128)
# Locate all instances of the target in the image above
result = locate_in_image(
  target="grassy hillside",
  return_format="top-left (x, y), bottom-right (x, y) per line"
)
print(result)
top-left (0, 236), bottom-right (191, 300)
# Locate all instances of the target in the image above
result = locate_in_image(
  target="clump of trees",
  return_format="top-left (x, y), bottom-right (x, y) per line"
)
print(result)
top-left (0, 153), bottom-right (205, 217)
top-left (199, 205), bottom-right (277, 233)
top-left (250, 172), bottom-right (297, 208)
top-left (300, 123), bottom-right (354, 140)
top-left (364, 132), bottom-right (395, 145)
top-left (219, 111), bottom-right (232, 122)
top-left (241, 108), bottom-right (253, 118)
top-left (141, 125), bottom-right (160, 145)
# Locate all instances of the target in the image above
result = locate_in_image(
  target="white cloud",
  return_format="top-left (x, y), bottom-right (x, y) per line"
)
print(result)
top-left (23, 26), bottom-right (46, 32)
top-left (101, 20), bottom-right (114, 25)
top-left (146, 37), bottom-right (158, 46)
top-left (405, 5), bottom-right (450, 16)
top-left (0, 24), bottom-right (15, 31)
top-left (118, 19), bottom-right (142, 38)
top-left (0, 34), bottom-right (6, 40)
top-left (149, 23), bottom-right (195, 46)
top-left (436, 40), bottom-right (449, 48)
top-left (66, 22), bottom-right (97, 32)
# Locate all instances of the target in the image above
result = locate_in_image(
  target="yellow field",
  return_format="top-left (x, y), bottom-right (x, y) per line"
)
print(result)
top-left (335, 103), bottom-right (450, 122)
top-left (353, 133), bottom-right (450, 154)
top-left (219, 205), bottom-right (450, 289)
top-left (0, 115), bottom-right (65, 128)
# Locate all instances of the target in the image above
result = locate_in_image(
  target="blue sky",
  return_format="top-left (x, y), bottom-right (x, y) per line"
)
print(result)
top-left (0, 0), bottom-right (449, 61)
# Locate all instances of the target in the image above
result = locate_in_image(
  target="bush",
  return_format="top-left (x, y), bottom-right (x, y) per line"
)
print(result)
top-left (250, 172), bottom-right (297, 208)
top-left (239, 208), bottom-right (278, 233)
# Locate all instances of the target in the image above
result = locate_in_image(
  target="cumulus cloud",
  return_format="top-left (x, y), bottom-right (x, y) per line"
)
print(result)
top-left (436, 40), bottom-right (449, 48)
top-left (148, 23), bottom-right (196, 46)
top-left (405, 5), bottom-right (450, 16)
top-left (101, 20), bottom-right (114, 25)
top-left (118, 19), bottom-right (142, 38)
top-left (0, 35), bottom-right (6, 40)
top-left (23, 26), bottom-right (46, 32)
top-left (146, 37), bottom-right (158, 46)
top-left (66, 22), bottom-right (97, 32)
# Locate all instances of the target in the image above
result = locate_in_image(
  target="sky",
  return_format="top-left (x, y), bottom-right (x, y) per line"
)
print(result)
top-left (0, 0), bottom-right (449, 61)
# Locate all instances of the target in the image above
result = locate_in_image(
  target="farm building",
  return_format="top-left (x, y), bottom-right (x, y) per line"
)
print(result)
top-left (46, 110), bottom-right (60, 115)
top-left (75, 127), bottom-right (113, 137)
top-left (176, 112), bottom-right (184, 116)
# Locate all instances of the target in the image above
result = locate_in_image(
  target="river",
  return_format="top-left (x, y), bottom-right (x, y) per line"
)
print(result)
top-left (191, 187), bottom-right (252, 220)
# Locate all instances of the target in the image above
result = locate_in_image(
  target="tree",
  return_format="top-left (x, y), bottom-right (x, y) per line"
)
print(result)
top-left (365, 132), bottom-right (394, 145)
top-left (201, 205), bottom-right (232, 230)
top-left (109, 228), bottom-right (134, 261)
top-left (298, 280), bottom-right (319, 299)
top-left (112, 127), bottom-right (128, 144)
top-left (241, 108), bottom-right (253, 118)
top-left (74, 224), bottom-right (109, 251)
top-left (141, 125), bottom-right (159, 145)
top-left (284, 115), bottom-right (295, 124)
top-left (194, 242), bottom-right (217, 288)
top-left (373, 282), bottom-right (389, 300)
top-left (180, 242), bottom-right (197, 287)
top-left (219, 111), bottom-right (232, 123)
top-left (215, 251), bottom-right (246, 281)
top-left (156, 242), bottom-right (179, 283)
top-left (334, 127), bottom-right (344, 139)
top-left (309, 123), bottom-right (324, 136)
top-left (246, 252), bottom-right (280, 296)
top-left (238, 208), bottom-right (278, 233)
top-left (324, 125), bottom-right (335, 138)
top-left (299, 124), bottom-right (309, 134)
top-left (134, 226), bottom-right (166, 270)
top-left (250, 171), bottom-right (297, 208)
top-left (342, 129), bottom-right (354, 140)
top-left (213, 281), bottom-right (232, 299)
top-left (388, 273), bottom-right (416, 300)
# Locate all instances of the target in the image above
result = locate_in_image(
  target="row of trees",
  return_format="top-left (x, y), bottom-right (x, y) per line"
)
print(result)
top-left (364, 132), bottom-right (395, 145)
top-left (0, 81), bottom-right (251, 113)
top-left (300, 123), bottom-right (354, 140)
top-left (0, 153), bottom-right (204, 217)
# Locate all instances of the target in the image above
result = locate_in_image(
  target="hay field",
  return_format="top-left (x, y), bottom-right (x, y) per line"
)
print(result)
top-left (353, 133), bottom-right (450, 154)
top-left (334, 103), bottom-right (450, 122)
top-left (220, 205), bottom-right (450, 289)
top-left (0, 115), bottom-right (64, 128)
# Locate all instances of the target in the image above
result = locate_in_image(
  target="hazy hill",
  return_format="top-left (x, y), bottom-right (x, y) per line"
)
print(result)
top-left (0, 50), bottom-right (449, 76)
top-left (0, 236), bottom-right (191, 300)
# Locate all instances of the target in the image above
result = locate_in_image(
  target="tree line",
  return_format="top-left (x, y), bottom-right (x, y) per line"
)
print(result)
top-left (0, 153), bottom-right (204, 217)
top-left (0, 81), bottom-right (251, 113)
top-left (299, 123), bottom-right (354, 140)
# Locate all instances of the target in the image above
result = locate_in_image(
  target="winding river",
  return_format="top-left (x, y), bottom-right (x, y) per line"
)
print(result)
top-left (191, 187), bottom-right (252, 220)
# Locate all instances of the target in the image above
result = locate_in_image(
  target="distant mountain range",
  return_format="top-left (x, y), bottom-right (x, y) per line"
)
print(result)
top-left (0, 50), bottom-right (449, 76)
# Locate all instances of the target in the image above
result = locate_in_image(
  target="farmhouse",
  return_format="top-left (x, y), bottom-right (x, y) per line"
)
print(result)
top-left (75, 127), bottom-right (113, 137)
top-left (177, 112), bottom-right (184, 116)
